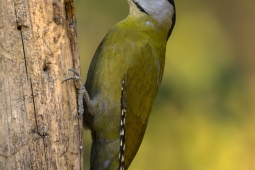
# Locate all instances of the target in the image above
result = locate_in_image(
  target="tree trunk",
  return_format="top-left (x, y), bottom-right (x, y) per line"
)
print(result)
top-left (0, 0), bottom-right (83, 169)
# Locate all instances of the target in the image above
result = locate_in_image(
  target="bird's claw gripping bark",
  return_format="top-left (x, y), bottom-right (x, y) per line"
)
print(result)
top-left (63, 68), bottom-right (89, 118)
top-left (62, 68), bottom-right (81, 82)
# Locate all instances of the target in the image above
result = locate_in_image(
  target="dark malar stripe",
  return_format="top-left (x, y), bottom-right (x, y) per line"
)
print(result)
top-left (131, 0), bottom-right (148, 14)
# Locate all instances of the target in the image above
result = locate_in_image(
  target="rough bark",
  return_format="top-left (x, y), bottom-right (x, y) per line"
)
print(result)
top-left (0, 0), bottom-right (83, 169)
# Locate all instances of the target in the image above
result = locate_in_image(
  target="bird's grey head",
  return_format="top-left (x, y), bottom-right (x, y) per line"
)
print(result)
top-left (128, 0), bottom-right (176, 38)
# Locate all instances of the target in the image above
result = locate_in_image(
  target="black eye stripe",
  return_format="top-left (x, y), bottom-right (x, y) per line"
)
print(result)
top-left (131, 0), bottom-right (148, 14)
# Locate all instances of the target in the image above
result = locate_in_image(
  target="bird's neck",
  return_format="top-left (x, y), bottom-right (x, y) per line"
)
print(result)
top-left (123, 13), bottom-right (171, 41)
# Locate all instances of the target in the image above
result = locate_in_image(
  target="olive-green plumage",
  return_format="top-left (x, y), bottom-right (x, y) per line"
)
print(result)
top-left (83, 0), bottom-right (176, 169)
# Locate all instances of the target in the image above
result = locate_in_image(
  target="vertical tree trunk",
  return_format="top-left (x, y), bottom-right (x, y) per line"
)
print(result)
top-left (0, 0), bottom-right (83, 169)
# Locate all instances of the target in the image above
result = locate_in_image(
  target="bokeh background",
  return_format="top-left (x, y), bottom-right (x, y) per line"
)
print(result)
top-left (75, 0), bottom-right (255, 169)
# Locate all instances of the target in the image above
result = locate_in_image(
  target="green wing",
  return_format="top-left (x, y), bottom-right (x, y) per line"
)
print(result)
top-left (123, 42), bottom-right (163, 168)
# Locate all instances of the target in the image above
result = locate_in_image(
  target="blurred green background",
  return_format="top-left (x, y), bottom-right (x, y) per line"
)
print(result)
top-left (75, 0), bottom-right (255, 169)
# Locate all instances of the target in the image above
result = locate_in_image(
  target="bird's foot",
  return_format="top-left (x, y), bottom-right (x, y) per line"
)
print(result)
top-left (63, 68), bottom-right (91, 118)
